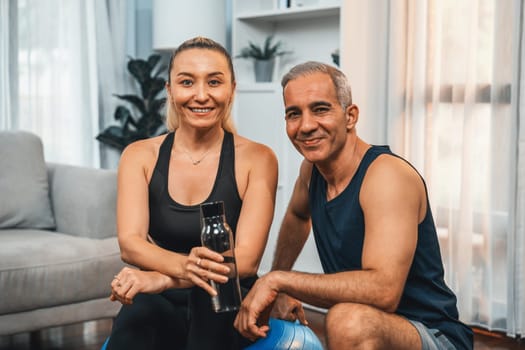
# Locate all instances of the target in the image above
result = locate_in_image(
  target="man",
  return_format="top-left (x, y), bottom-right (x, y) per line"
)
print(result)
top-left (234, 62), bottom-right (473, 349)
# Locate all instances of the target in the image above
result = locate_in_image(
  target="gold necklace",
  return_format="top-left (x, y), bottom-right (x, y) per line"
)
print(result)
top-left (180, 136), bottom-right (222, 166)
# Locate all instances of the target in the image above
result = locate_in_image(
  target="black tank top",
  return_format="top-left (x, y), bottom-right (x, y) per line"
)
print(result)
top-left (148, 131), bottom-right (242, 253)
top-left (309, 145), bottom-right (473, 349)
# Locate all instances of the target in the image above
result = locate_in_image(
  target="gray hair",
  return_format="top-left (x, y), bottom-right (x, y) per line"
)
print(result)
top-left (281, 61), bottom-right (352, 109)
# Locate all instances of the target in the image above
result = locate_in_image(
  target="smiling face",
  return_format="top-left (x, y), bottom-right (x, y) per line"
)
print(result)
top-left (166, 48), bottom-right (235, 131)
top-left (283, 72), bottom-right (357, 165)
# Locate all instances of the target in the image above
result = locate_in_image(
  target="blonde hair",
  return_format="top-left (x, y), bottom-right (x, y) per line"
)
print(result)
top-left (165, 37), bottom-right (236, 133)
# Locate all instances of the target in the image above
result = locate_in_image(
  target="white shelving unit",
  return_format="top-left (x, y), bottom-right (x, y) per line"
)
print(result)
top-left (232, 0), bottom-right (341, 86)
top-left (236, 4), bottom-right (339, 21)
top-left (231, 0), bottom-right (342, 275)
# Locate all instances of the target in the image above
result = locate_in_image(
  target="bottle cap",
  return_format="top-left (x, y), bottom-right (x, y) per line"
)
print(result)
top-left (200, 201), bottom-right (225, 218)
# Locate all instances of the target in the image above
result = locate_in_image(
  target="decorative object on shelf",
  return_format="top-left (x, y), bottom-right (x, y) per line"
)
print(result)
top-left (291, 0), bottom-right (320, 7)
top-left (331, 48), bottom-right (340, 67)
top-left (278, 0), bottom-right (291, 8)
top-left (236, 36), bottom-right (292, 82)
top-left (96, 54), bottom-right (168, 151)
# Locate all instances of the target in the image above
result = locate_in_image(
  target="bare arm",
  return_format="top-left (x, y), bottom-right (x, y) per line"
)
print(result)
top-left (116, 140), bottom-right (212, 289)
top-left (234, 141), bottom-right (278, 279)
top-left (267, 160), bottom-right (313, 324)
top-left (271, 160), bottom-right (313, 271)
top-left (268, 155), bottom-right (422, 310)
top-left (236, 155), bottom-right (424, 338)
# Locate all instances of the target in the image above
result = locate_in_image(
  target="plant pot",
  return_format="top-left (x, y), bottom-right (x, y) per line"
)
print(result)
top-left (254, 59), bottom-right (275, 82)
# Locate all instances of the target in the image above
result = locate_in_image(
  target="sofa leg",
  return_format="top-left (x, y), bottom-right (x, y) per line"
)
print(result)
top-left (30, 330), bottom-right (42, 348)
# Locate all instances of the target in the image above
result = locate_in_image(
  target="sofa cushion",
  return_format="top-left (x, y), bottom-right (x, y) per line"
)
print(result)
top-left (0, 131), bottom-right (55, 229)
top-left (48, 163), bottom-right (117, 239)
top-left (0, 229), bottom-right (123, 314)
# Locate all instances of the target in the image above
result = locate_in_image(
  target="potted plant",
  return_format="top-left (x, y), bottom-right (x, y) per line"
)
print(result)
top-left (96, 54), bottom-right (168, 151)
top-left (236, 35), bottom-right (292, 82)
top-left (331, 48), bottom-right (340, 67)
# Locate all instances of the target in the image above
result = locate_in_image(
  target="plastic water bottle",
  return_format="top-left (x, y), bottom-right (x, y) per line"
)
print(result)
top-left (200, 201), bottom-right (242, 312)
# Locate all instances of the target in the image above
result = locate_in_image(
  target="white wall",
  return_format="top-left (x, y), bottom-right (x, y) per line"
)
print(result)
top-left (340, 0), bottom-right (389, 146)
top-left (152, 0), bottom-right (227, 50)
top-left (233, 85), bottom-right (324, 275)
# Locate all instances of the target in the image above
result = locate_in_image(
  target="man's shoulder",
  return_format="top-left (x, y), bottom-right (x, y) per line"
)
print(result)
top-left (362, 151), bottom-right (426, 202)
top-left (367, 150), bottom-right (419, 180)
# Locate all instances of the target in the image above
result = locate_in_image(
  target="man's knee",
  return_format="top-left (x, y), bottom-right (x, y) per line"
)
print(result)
top-left (325, 303), bottom-right (382, 348)
top-left (326, 303), bottom-right (372, 334)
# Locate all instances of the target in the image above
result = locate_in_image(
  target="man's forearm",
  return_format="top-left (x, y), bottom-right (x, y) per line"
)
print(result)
top-left (267, 270), bottom-right (402, 312)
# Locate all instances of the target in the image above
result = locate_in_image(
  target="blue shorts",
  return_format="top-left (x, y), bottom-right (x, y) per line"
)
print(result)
top-left (409, 320), bottom-right (456, 350)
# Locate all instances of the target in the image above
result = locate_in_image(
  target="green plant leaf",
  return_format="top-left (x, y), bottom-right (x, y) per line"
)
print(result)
top-left (111, 107), bottom-right (137, 134)
top-left (153, 64), bottom-right (168, 78)
top-left (114, 106), bottom-right (132, 122)
top-left (136, 113), bottom-right (163, 135)
top-left (96, 126), bottom-right (130, 151)
top-left (147, 54), bottom-right (162, 70)
top-left (97, 54), bottom-right (168, 151)
top-left (148, 98), bottom-right (167, 114)
top-left (128, 59), bottom-right (151, 85)
top-left (142, 77), bottom-right (166, 100)
top-left (114, 94), bottom-right (147, 114)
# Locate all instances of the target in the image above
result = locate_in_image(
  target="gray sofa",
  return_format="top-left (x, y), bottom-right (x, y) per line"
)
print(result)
top-left (0, 131), bottom-right (125, 335)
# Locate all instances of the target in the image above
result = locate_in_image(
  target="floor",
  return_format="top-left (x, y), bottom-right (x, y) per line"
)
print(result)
top-left (0, 309), bottom-right (522, 349)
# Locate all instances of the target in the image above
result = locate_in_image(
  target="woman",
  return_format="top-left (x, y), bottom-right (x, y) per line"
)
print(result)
top-left (106, 37), bottom-right (278, 349)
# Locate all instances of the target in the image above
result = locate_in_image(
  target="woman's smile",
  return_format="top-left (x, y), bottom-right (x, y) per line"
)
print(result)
top-left (188, 107), bottom-right (214, 115)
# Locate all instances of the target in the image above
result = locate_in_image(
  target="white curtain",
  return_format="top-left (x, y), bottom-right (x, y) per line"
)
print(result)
top-left (16, 0), bottom-right (100, 166)
top-left (383, 0), bottom-right (523, 335)
top-left (93, 0), bottom-right (129, 169)
top-left (6, 0), bottom-right (129, 168)
top-left (512, 0), bottom-right (525, 337)
top-left (0, 0), bottom-right (17, 130)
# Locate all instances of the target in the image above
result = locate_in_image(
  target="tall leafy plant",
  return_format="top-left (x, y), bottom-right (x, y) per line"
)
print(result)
top-left (96, 54), bottom-right (168, 151)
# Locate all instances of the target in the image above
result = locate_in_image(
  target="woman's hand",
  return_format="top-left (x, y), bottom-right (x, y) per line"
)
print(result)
top-left (185, 246), bottom-right (231, 296)
top-left (110, 267), bottom-right (174, 305)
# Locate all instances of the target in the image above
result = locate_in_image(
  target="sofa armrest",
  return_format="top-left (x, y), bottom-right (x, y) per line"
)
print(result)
top-left (47, 163), bottom-right (117, 239)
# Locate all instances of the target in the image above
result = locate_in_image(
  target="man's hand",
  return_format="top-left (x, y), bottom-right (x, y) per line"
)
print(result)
top-left (270, 293), bottom-right (308, 325)
top-left (234, 272), bottom-right (281, 341)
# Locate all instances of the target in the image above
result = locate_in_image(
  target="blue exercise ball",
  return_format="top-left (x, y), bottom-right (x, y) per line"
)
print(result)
top-left (244, 318), bottom-right (324, 350)
top-left (100, 337), bottom-right (109, 350)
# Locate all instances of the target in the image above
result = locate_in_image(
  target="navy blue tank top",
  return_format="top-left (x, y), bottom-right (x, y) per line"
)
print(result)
top-left (309, 145), bottom-right (473, 349)
top-left (148, 131), bottom-right (242, 253)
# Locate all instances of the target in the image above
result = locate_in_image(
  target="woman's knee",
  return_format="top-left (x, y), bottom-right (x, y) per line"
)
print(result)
top-left (112, 294), bottom-right (160, 328)
top-left (109, 293), bottom-right (188, 348)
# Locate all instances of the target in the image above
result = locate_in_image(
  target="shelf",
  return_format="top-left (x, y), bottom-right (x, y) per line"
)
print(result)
top-left (236, 4), bottom-right (340, 22)
top-left (237, 82), bottom-right (280, 93)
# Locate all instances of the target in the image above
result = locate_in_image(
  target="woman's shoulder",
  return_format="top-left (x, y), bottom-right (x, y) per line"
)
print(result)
top-left (232, 133), bottom-right (277, 162)
top-left (120, 134), bottom-right (169, 168)
top-left (231, 133), bottom-right (278, 193)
